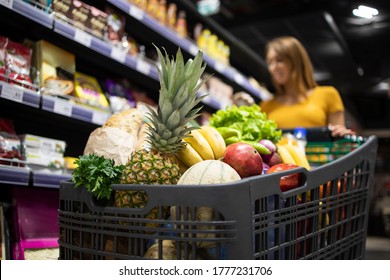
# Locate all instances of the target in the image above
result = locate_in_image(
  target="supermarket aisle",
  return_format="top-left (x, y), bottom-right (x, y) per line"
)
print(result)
top-left (365, 236), bottom-right (390, 260)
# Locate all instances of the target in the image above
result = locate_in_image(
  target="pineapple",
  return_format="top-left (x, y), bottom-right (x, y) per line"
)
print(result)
top-left (115, 46), bottom-right (207, 221)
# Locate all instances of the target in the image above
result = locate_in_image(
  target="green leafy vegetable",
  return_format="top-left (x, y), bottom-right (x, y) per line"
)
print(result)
top-left (72, 154), bottom-right (124, 200)
top-left (209, 104), bottom-right (282, 144)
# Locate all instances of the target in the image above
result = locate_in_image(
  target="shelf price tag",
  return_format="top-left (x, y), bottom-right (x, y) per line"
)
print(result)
top-left (234, 72), bottom-right (245, 85)
top-left (0, 83), bottom-right (23, 103)
top-left (188, 45), bottom-right (199, 56)
top-left (136, 59), bottom-right (151, 75)
top-left (92, 110), bottom-right (109, 125)
top-left (53, 98), bottom-right (72, 117)
top-left (0, 0), bottom-right (13, 9)
top-left (214, 61), bottom-right (226, 74)
top-left (129, 5), bottom-right (144, 21)
top-left (74, 29), bottom-right (92, 48)
top-left (110, 47), bottom-right (127, 64)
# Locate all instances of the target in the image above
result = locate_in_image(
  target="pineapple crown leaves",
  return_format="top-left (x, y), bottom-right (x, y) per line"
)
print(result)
top-left (144, 46), bottom-right (209, 153)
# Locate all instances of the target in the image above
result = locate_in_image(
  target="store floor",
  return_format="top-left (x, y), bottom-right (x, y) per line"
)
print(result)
top-left (22, 235), bottom-right (389, 260)
top-left (365, 235), bottom-right (390, 260)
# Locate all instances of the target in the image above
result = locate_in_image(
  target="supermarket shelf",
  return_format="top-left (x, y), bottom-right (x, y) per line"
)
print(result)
top-left (108, 0), bottom-right (268, 100)
top-left (52, 19), bottom-right (159, 81)
top-left (32, 172), bottom-right (71, 189)
top-left (0, 82), bottom-right (40, 109)
top-left (3, 0), bottom-right (246, 112)
top-left (0, 164), bottom-right (71, 188)
top-left (10, 0), bottom-right (53, 29)
top-left (41, 95), bottom-right (111, 125)
top-left (0, 165), bottom-right (30, 186)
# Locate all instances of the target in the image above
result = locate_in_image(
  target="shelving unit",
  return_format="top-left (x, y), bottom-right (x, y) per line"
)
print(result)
top-left (0, 0), bottom-right (269, 188)
top-left (0, 0), bottom-right (268, 259)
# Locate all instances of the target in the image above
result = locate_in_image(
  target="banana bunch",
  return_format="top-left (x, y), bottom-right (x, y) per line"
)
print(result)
top-left (176, 125), bottom-right (226, 169)
top-left (276, 142), bottom-right (311, 170)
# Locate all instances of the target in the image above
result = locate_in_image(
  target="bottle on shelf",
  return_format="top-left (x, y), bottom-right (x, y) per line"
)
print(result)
top-left (167, 3), bottom-right (177, 29)
top-left (294, 127), bottom-right (307, 156)
top-left (175, 10), bottom-right (188, 37)
top-left (197, 28), bottom-right (211, 53)
top-left (133, 0), bottom-right (148, 10)
top-left (147, 0), bottom-right (159, 18)
top-left (156, 0), bottom-right (167, 25)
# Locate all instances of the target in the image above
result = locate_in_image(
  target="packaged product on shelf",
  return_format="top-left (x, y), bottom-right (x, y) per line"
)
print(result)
top-left (88, 6), bottom-right (108, 39)
top-left (69, 0), bottom-right (91, 30)
top-left (0, 36), bottom-right (33, 87)
top-left (147, 0), bottom-right (159, 19)
top-left (104, 79), bottom-right (136, 113)
top-left (23, 0), bottom-right (53, 12)
top-left (167, 3), bottom-right (177, 29)
top-left (105, 6), bottom-right (126, 45)
top-left (52, 0), bottom-right (107, 39)
top-left (156, 0), bottom-right (167, 25)
top-left (124, 35), bottom-right (139, 56)
top-left (24, 147), bottom-right (65, 169)
top-left (130, 0), bottom-right (148, 10)
top-left (64, 156), bottom-right (77, 170)
top-left (20, 134), bottom-right (67, 172)
top-left (20, 134), bottom-right (66, 154)
top-left (73, 72), bottom-right (110, 109)
top-left (0, 119), bottom-right (24, 167)
top-left (175, 10), bottom-right (188, 37)
top-left (197, 28), bottom-right (211, 52)
top-left (52, 0), bottom-right (72, 21)
top-left (52, 0), bottom-right (90, 29)
top-left (32, 40), bottom-right (75, 94)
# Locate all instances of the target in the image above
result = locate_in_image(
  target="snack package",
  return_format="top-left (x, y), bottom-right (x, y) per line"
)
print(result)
top-left (0, 118), bottom-right (24, 166)
top-left (0, 36), bottom-right (33, 87)
top-left (32, 40), bottom-right (75, 93)
top-left (104, 79), bottom-right (136, 113)
top-left (88, 6), bottom-right (108, 39)
top-left (73, 72), bottom-right (109, 109)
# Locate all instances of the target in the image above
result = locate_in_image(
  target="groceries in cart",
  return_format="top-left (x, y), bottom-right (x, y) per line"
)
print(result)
top-left (63, 46), bottom-right (376, 260)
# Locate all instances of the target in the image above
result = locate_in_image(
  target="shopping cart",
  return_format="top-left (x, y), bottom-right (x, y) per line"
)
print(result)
top-left (58, 134), bottom-right (378, 260)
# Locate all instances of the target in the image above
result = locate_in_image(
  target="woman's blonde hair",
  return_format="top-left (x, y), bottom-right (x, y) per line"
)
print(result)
top-left (265, 36), bottom-right (317, 96)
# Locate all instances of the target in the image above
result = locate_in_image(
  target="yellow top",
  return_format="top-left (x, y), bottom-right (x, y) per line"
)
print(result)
top-left (260, 86), bottom-right (344, 129)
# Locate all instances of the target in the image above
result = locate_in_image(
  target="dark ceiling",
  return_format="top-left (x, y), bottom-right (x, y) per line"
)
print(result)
top-left (201, 0), bottom-right (390, 131)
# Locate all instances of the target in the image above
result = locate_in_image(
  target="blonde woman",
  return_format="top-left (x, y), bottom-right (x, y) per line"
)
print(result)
top-left (260, 36), bottom-right (355, 137)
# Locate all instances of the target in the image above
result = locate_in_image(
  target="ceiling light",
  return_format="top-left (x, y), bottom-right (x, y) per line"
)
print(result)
top-left (352, 5), bottom-right (379, 19)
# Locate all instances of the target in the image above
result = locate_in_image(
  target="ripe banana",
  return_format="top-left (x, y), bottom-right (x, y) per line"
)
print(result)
top-left (183, 129), bottom-right (215, 160)
top-left (173, 155), bottom-right (190, 174)
top-left (176, 141), bottom-right (204, 167)
top-left (282, 143), bottom-right (311, 170)
top-left (198, 125), bottom-right (226, 159)
top-left (276, 144), bottom-right (296, 165)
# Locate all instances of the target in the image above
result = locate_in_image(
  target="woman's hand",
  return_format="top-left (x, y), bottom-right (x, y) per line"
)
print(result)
top-left (328, 124), bottom-right (356, 137)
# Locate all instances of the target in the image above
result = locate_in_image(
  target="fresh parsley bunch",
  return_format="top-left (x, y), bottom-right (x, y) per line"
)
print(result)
top-left (72, 154), bottom-right (124, 200)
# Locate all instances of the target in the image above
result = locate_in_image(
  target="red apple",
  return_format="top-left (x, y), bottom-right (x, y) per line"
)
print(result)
top-left (223, 142), bottom-right (263, 178)
top-left (267, 163), bottom-right (301, 192)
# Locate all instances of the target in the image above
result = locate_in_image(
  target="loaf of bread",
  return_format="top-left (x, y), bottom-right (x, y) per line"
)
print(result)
top-left (103, 108), bottom-right (142, 139)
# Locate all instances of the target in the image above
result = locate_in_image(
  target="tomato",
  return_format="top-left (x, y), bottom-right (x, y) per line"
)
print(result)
top-left (267, 163), bottom-right (301, 192)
